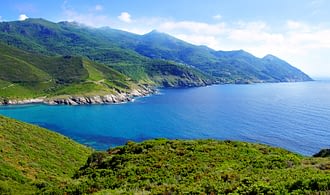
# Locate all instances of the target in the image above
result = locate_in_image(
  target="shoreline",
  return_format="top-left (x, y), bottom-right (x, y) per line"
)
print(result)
top-left (0, 87), bottom-right (156, 106)
top-left (0, 80), bottom-right (316, 106)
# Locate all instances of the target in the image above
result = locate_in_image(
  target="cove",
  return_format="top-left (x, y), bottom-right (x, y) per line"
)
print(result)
top-left (1, 81), bottom-right (330, 156)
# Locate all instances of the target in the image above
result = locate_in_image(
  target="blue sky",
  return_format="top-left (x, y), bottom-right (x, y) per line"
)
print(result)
top-left (1, 0), bottom-right (330, 77)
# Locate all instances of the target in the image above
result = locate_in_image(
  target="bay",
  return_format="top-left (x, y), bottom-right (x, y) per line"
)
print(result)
top-left (1, 81), bottom-right (330, 156)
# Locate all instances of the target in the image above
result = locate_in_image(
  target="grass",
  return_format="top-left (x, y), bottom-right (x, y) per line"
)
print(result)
top-left (0, 54), bottom-right (50, 83)
top-left (84, 60), bottom-right (106, 81)
top-left (51, 82), bottom-right (114, 96)
top-left (0, 115), bottom-right (92, 194)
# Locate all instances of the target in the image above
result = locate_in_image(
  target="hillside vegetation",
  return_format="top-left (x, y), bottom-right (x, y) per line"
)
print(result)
top-left (1, 116), bottom-right (329, 194)
top-left (0, 115), bottom-right (92, 194)
top-left (0, 38), bottom-right (212, 102)
top-left (0, 42), bottom-right (137, 100)
top-left (50, 139), bottom-right (330, 194)
top-left (0, 19), bottom-right (212, 93)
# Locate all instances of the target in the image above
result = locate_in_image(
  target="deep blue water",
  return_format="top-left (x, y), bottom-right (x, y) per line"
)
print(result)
top-left (1, 81), bottom-right (330, 156)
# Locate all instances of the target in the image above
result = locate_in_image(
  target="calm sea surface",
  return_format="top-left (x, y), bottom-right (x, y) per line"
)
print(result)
top-left (1, 81), bottom-right (330, 156)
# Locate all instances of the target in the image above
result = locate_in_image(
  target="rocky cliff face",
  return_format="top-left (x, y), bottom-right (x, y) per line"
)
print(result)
top-left (0, 88), bottom-right (155, 106)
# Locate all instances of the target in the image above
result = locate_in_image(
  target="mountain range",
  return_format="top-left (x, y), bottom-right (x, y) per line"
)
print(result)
top-left (0, 18), bottom-right (312, 103)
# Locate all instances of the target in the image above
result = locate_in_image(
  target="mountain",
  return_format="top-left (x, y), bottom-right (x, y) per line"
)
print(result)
top-left (0, 115), bottom-right (92, 194)
top-left (0, 19), bottom-right (212, 102)
top-left (0, 18), bottom-right (312, 102)
top-left (87, 27), bottom-right (312, 83)
top-left (132, 31), bottom-right (312, 83)
top-left (261, 54), bottom-right (312, 82)
top-left (0, 19), bottom-right (311, 84)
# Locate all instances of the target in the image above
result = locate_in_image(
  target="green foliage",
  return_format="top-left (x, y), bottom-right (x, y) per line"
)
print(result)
top-left (48, 139), bottom-right (330, 194)
top-left (145, 59), bottom-right (213, 87)
top-left (0, 115), bottom-right (92, 194)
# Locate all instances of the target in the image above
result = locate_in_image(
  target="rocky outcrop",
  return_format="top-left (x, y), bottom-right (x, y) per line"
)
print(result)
top-left (0, 87), bottom-right (155, 106)
top-left (45, 94), bottom-right (132, 105)
top-left (0, 98), bottom-right (44, 105)
top-left (313, 149), bottom-right (330, 157)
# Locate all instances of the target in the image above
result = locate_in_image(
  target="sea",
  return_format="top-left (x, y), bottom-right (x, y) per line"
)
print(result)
top-left (1, 81), bottom-right (329, 156)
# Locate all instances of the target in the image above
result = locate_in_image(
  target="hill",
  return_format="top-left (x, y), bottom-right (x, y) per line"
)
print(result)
top-left (0, 41), bottom-right (210, 104)
top-left (0, 115), bottom-right (92, 194)
top-left (0, 19), bottom-right (212, 87)
top-left (0, 18), bottom-right (311, 87)
top-left (49, 139), bottom-right (330, 194)
top-left (0, 42), bottom-right (137, 103)
top-left (1, 116), bottom-right (329, 194)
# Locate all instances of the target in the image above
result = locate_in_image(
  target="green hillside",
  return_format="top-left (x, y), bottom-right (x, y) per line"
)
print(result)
top-left (49, 139), bottom-right (330, 194)
top-left (0, 19), bottom-right (213, 102)
top-left (0, 19), bottom-right (211, 86)
top-left (0, 42), bottom-right (144, 101)
top-left (1, 116), bottom-right (329, 194)
top-left (0, 41), bottom-right (211, 102)
top-left (134, 31), bottom-right (312, 83)
top-left (0, 115), bottom-right (92, 194)
top-left (0, 18), bottom-right (312, 88)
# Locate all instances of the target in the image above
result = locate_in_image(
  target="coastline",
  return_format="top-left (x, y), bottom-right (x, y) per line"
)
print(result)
top-left (0, 87), bottom-right (156, 106)
top-left (0, 80), bottom-right (314, 106)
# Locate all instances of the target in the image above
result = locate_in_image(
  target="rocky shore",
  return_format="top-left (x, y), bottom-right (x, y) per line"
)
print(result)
top-left (0, 88), bottom-right (155, 106)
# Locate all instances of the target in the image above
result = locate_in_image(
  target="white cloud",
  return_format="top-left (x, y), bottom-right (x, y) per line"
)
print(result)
top-left (94, 4), bottom-right (103, 11)
top-left (213, 14), bottom-right (222, 20)
top-left (287, 20), bottom-right (303, 30)
top-left (118, 12), bottom-right (132, 23)
top-left (176, 34), bottom-right (222, 49)
top-left (0, 16), bottom-right (2, 22)
top-left (64, 10), bottom-right (111, 27)
top-left (61, 1), bottom-right (114, 27)
top-left (18, 14), bottom-right (29, 21)
top-left (158, 21), bottom-right (226, 36)
top-left (227, 22), bottom-right (284, 44)
top-left (286, 20), bottom-right (311, 32)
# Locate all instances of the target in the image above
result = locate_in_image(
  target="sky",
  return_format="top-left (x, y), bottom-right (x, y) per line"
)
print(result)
top-left (1, 0), bottom-right (330, 78)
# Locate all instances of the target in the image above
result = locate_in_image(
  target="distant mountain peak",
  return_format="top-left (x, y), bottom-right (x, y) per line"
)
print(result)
top-left (23, 18), bottom-right (47, 22)
top-left (20, 18), bottom-right (52, 24)
top-left (58, 20), bottom-right (89, 28)
top-left (144, 29), bottom-right (169, 37)
top-left (263, 54), bottom-right (280, 61)
top-left (149, 29), bottom-right (159, 33)
top-left (58, 20), bottom-right (79, 25)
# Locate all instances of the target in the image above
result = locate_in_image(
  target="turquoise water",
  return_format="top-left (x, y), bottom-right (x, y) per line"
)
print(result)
top-left (1, 81), bottom-right (330, 155)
